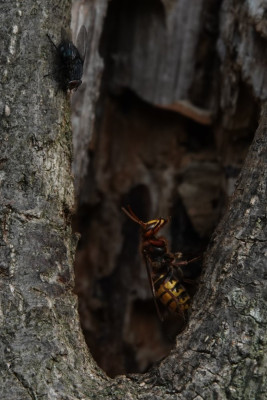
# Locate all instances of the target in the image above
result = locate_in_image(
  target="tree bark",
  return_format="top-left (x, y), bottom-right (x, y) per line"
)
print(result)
top-left (0, 1), bottom-right (106, 399)
top-left (0, 1), bottom-right (266, 399)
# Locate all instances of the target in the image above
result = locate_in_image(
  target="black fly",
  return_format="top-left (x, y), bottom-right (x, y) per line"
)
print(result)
top-left (46, 26), bottom-right (87, 92)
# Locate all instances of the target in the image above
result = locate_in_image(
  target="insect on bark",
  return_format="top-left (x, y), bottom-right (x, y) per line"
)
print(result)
top-left (45, 26), bottom-right (87, 92)
top-left (122, 205), bottom-right (201, 321)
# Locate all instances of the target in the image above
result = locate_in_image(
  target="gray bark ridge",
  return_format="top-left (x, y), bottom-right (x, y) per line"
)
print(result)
top-left (0, 1), bottom-right (106, 399)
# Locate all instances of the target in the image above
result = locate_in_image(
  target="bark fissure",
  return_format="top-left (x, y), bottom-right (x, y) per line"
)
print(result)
top-left (9, 368), bottom-right (37, 400)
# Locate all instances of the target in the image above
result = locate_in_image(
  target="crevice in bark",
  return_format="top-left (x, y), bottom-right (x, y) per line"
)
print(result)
top-left (73, 88), bottom-right (259, 377)
top-left (71, 0), bottom-right (261, 380)
top-left (10, 368), bottom-right (36, 400)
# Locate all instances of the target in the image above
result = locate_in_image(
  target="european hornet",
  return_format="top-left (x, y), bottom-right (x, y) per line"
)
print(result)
top-left (122, 206), bottom-right (200, 321)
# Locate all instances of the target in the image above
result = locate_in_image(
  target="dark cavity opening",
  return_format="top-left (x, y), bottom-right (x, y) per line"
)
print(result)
top-left (72, 0), bottom-right (260, 378)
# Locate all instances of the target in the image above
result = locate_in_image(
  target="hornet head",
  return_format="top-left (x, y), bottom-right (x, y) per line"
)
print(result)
top-left (122, 206), bottom-right (168, 238)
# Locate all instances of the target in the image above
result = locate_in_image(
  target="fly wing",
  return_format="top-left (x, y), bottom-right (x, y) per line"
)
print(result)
top-left (76, 25), bottom-right (88, 61)
top-left (61, 27), bottom-right (72, 42)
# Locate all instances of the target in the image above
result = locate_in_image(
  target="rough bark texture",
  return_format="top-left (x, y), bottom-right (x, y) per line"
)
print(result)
top-left (0, 1), bottom-right (106, 399)
top-left (0, 0), bottom-right (266, 399)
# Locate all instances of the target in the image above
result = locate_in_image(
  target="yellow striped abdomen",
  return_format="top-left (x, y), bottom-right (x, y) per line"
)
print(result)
top-left (154, 274), bottom-right (190, 314)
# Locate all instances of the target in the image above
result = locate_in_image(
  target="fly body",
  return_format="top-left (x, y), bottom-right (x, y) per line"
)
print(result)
top-left (46, 26), bottom-right (87, 92)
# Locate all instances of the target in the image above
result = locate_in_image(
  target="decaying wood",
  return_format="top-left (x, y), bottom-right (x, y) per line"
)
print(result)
top-left (156, 99), bottom-right (213, 125)
top-left (71, 0), bottom-right (108, 193)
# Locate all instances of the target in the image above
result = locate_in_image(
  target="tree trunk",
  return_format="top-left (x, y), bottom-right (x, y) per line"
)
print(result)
top-left (1, 1), bottom-right (266, 400)
top-left (0, 1), bottom-right (106, 399)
